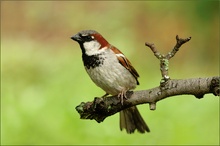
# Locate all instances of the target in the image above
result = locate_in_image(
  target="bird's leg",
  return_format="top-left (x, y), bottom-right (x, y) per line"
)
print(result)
top-left (118, 89), bottom-right (128, 105)
top-left (101, 93), bottom-right (109, 98)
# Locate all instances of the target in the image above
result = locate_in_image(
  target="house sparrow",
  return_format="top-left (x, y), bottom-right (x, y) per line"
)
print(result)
top-left (71, 30), bottom-right (150, 133)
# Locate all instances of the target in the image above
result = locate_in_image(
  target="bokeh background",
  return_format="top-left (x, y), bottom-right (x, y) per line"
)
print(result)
top-left (1, 1), bottom-right (219, 145)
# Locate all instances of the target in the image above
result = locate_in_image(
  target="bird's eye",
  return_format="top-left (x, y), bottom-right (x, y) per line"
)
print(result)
top-left (81, 34), bottom-right (94, 41)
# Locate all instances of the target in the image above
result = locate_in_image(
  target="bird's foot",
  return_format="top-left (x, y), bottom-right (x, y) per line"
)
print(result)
top-left (117, 89), bottom-right (128, 105)
top-left (101, 93), bottom-right (109, 98)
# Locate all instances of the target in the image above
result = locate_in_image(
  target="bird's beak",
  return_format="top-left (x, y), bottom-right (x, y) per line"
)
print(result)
top-left (70, 33), bottom-right (82, 42)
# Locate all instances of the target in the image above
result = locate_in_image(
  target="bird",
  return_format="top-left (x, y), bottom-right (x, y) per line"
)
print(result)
top-left (71, 30), bottom-right (150, 134)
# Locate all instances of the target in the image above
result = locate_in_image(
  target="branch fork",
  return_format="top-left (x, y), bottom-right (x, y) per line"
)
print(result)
top-left (145, 35), bottom-right (191, 87)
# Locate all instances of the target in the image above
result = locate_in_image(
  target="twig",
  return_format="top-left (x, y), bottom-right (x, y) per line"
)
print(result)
top-left (145, 35), bottom-right (191, 87)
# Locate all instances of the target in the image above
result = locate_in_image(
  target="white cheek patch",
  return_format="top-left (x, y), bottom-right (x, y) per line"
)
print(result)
top-left (83, 41), bottom-right (101, 56)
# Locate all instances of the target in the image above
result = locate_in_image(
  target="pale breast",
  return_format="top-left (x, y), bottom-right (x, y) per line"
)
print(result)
top-left (84, 49), bottom-right (137, 95)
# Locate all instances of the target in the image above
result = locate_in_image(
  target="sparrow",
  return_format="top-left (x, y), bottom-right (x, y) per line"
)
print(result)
top-left (71, 30), bottom-right (150, 134)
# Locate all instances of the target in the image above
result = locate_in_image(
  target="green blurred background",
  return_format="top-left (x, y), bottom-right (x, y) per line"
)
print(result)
top-left (1, 1), bottom-right (219, 145)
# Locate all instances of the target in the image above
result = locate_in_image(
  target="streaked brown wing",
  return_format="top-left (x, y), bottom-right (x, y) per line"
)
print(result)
top-left (111, 46), bottom-right (140, 85)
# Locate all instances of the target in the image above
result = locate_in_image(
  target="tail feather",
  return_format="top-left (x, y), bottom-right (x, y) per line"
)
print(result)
top-left (120, 106), bottom-right (150, 134)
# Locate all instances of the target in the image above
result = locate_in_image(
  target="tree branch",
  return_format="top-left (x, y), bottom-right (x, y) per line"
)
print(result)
top-left (76, 77), bottom-right (219, 123)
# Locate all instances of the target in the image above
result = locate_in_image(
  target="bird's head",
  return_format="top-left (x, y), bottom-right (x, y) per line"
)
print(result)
top-left (71, 30), bottom-right (109, 55)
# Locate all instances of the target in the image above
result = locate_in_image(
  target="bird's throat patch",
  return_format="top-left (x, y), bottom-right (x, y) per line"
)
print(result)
top-left (82, 53), bottom-right (104, 69)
